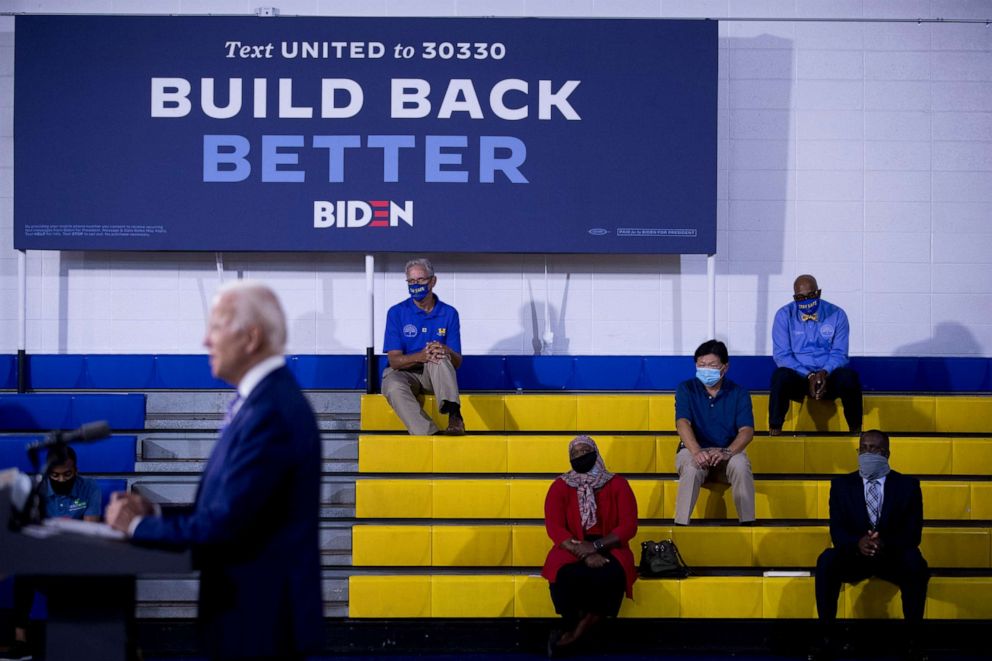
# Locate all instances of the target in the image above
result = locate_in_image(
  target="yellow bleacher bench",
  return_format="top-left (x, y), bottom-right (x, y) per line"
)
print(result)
top-left (353, 525), bottom-right (991, 570)
top-left (355, 478), bottom-right (990, 521)
top-left (360, 393), bottom-right (992, 434)
top-left (348, 575), bottom-right (992, 619)
top-left (359, 434), bottom-right (992, 477)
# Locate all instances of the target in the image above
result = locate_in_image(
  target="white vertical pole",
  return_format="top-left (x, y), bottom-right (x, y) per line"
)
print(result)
top-left (215, 252), bottom-right (224, 281)
top-left (17, 250), bottom-right (27, 392)
top-left (365, 254), bottom-right (376, 393)
top-left (366, 255), bottom-right (375, 347)
top-left (706, 253), bottom-right (716, 339)
top-left (17, 250), bottom-right (26, 352)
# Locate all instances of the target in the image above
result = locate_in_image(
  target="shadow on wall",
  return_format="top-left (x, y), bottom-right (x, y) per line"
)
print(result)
top-left (490, 274), bottom-right (572, 356)
top-left (893, 322), bottom-right (981, 357)
top-left (489, 301), bottom-right (566, 356)
top-left (892, 323), bottom-right (983, 390)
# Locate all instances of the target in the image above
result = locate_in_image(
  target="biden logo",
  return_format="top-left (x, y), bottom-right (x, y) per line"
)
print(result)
top-left (314, 200), bottom-right (414, 228)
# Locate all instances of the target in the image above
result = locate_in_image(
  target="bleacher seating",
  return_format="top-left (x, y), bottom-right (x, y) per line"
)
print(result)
top-left (1, 354), bottom-right (990, 638)
top-left (350, 392), bottom-right (992, 620)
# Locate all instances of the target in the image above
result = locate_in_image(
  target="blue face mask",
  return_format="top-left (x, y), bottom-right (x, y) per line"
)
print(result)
top-left (696, 367), bottom-right (723, 387)
top-left (408, 283), bottom-right (430, 301)
top-left (858, 453), bottom-right (891, 480)
top-left (797, 297), bottom-right (820, 318)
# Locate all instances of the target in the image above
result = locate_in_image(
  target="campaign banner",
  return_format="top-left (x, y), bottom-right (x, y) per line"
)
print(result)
top-left (14, 15), bottom-right (717, 253)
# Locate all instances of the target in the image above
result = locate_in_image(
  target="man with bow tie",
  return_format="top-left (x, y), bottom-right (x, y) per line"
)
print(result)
top-left (810, 430), bottom-right (929, 661)
top-left (769, 274), bottom-right (862, 435)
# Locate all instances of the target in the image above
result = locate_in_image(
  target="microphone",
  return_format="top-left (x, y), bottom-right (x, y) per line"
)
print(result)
top-left (26, 420), bottom-right (112, 453)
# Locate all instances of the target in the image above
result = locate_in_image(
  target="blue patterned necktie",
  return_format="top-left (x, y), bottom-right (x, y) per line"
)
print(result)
top-left (220, 394), bottom-right (242, 432)
top-left (867, 479), bottom-right (881, 528)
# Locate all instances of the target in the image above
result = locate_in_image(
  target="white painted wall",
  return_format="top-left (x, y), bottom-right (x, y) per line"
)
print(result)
top-left (0, 1), bottom-right (990, 357)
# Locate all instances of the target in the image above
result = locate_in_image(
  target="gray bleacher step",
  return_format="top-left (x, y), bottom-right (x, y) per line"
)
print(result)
top-left (145, 391), bottom-right (362, 415)
top-left (144, 392), bottom-right (362, 431)
top-left (130, 477), bottom-right (357, 510)
top-left (143, 416), bottom-right (360, 431)
top-left (136, 434), bottom-right (358, 473)
top-left (138, 434), bottom-right (358, 457)
top-left (136, 576), bottom-right (348, 620)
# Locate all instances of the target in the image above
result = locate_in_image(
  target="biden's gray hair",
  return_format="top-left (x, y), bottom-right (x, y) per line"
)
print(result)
top-left (214, 280), bottom-right (287, 353)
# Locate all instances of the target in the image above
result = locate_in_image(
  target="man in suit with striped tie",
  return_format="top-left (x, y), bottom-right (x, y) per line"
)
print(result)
top-left (106, 281), bottom-right (323, 661)
top-left (811, 429), bottom-right (930, 661)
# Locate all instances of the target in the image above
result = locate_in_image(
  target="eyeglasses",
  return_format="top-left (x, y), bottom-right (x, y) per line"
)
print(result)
top-left (793, 289), bottom-right (821, 302)
top-left (406, 277), bottom-right (432, 285)
top-left (695, 362), bottom-right (723, 369)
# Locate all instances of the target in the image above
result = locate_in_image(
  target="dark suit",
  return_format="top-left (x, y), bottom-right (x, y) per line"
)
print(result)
top-left (133, 366), bottom-right (323, 660)
top-left (815, 470), bottom-right (929, 624)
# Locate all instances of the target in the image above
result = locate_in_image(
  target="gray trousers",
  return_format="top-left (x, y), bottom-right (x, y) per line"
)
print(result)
top-left (674, 447), bottom-right (755, 525)
top-left (381, 359), bottom-right (461, 435)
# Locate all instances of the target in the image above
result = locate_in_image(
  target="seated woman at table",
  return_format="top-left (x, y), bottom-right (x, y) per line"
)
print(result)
top-left (542, 435), bottom-right (638, 657)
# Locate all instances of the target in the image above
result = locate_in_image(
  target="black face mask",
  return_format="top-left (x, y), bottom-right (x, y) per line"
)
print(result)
top-left (50, 476), bottom-right (76, 496)
top-left (570, 451), bottom-right (597, 474)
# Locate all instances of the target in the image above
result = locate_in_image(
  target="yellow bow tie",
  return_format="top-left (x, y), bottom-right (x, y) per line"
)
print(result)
top-left (801, 313), bottom-right (818, 322)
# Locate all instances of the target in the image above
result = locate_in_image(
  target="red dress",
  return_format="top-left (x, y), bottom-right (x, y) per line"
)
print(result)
top-left (541, 475), bottom-right (638, 598)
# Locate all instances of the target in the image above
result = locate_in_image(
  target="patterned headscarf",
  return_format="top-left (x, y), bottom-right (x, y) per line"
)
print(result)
top-left (559, 435), bottom-right (614, 530)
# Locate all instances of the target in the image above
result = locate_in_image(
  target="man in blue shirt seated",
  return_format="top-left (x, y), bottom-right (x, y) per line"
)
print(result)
top-left (2, 445), bottom-right (101, 661)
top-left (674, 340), bottom-right (756, 526)
top-left (382, 258), bottom-right (464, 435)
top-left (770, 274), bottom-right (862, 435)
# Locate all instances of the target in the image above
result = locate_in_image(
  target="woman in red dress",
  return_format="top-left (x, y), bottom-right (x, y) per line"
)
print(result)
top-left (542, 435), bottom-right (638, 656)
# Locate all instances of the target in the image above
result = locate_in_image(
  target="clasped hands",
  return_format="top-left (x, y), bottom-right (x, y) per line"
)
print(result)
top-left (420, 341), bottom-right (450, 365)
top-left (563, 539), bottom-right (610, 568)
top-left (858, 531), bottom-right (883, 557)
top-left (692, 447), bottom-right (732, 469)
top-left (808, 369), bottom-right (828, 399)
top-left (105, 491), bottom-right (156, 533)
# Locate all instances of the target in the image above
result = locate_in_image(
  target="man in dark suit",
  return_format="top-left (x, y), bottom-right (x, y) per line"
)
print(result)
top-left (106, 281), bottom-right (322, 661)
top-left (811, 429), bottom-right (929, 661)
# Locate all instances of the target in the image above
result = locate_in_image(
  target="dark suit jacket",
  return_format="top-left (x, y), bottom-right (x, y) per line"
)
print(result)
top-left (828, 469), bottom-right (923, 556)
top-left (133, 366), bottom-right (323, 658)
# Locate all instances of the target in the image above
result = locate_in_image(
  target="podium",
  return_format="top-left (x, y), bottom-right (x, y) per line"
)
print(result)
top-left (0, 486), bottom-right (191, 661)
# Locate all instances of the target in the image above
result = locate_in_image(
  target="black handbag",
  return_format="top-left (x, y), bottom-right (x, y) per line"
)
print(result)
top-left (639, 539), bottom-right (690, 578)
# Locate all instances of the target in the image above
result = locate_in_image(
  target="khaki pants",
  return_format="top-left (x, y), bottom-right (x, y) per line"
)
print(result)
top-left (674, 447), bottom-right (755, 525)
top-left (381, 359), bottom-right (461, 435)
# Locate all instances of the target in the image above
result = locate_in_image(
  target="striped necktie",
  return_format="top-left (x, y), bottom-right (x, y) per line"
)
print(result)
top-left (866, 479), bottom-right (881, 528)
top-left (220, 394), bottom-right (242, 431)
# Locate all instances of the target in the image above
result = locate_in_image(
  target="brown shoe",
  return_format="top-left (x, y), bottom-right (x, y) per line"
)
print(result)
top-left (445, 416), bottom-right (466, 436)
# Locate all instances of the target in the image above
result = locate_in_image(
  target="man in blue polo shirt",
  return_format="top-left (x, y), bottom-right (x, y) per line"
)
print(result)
top-left (382, 258), bottom-right (464, 435)
top-left (674, 340), bottom-right (755, 526)
top-left (2, 445), bottom-right (101, 661)
top-left (769, 274), bottom-right (862, 435)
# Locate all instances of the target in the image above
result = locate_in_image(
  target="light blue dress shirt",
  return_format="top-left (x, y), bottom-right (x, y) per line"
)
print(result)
top-left (772, 298), bottom-right (850, 376)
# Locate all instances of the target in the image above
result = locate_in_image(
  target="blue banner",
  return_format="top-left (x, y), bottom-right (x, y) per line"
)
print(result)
top-left (14, 16), bottom-right (717, 253)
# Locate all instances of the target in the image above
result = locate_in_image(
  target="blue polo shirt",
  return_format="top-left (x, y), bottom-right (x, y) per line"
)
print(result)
top-left (383, 295), bottom-right (461, 355)
top-left (772, 298), bottom-right (850, 376)
top-left (42, 474), bottom-right (102, 520)
top-left (675, 377), bottom-right (754, 449)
